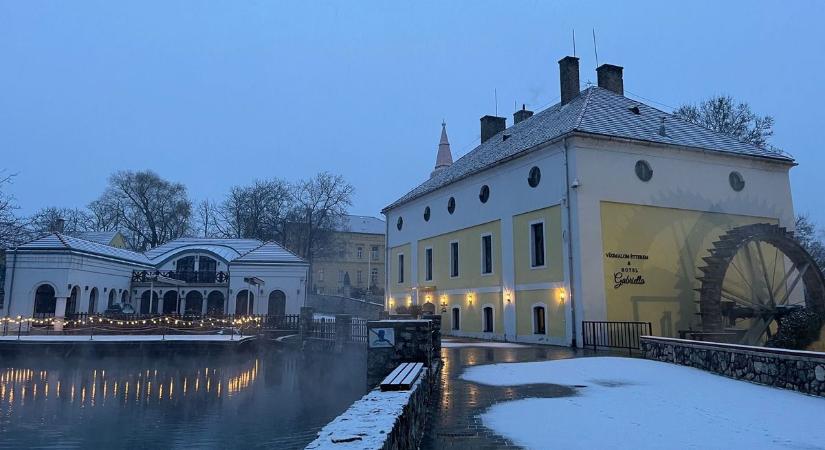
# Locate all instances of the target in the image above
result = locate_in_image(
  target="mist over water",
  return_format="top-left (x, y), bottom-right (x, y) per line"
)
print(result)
top-left (0, 348), bottom-right (367, 449)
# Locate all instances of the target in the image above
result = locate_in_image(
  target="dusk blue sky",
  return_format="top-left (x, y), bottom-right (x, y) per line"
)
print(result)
top-left (1, 1), bottom-right (823, 226)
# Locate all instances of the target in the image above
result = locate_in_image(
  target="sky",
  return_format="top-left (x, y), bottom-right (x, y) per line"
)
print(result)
top-left (1, 1), bottom-right (823, 225)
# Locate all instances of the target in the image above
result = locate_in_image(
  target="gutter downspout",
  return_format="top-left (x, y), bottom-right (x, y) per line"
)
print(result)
top-left (563, 138), bottom-right (578, 347)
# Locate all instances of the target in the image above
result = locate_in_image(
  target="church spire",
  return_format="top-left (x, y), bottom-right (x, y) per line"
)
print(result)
top-left (430, 121), bottom-right (453, 178)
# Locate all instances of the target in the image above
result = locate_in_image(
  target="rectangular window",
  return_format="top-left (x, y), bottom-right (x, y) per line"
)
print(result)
top-left (450, 242), bottom-right (459, 278)
top-left (318, 269), bottom-right (324, 282)
top-left (357, 270), bottom-right (362, 283)
top-left (371, 246), bottom-right (379, 260)
top-left (397, 254), bottom-right (405, 283)
top-left (425, 247), bottom-right (433, 281)
top-left (338, 270), bottom-right (344, 283)
top-left (483, 307), bottom-right (494, 333)
top-left (371, 268), bottom-right (378, 284)
top-left (452, 308), bottom-right (460, 330)
top-left (530, 222), bottom-right (545, 268)
top-left (357, 247), bottom-right (363, 259)
top-left (481, 234), bottom-right (493, 274)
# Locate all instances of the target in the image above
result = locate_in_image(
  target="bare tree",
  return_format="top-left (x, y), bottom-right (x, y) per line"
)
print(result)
top-left (0, 171), bottom-right (27, 249)
top-left (674, 95), bottom-right (776, 149)
top-left (287, 172), bottom-right (354, 266)
top-left (795, 215), bottom-right (825, 271)
top-left (195, 199), bottom-right (219, 238)
top-left (214, 179), bottom-right (293, 242)
top-left (92, 170), bottom-right (192, 250)
top-left (28, 207), bottom-right (94, 235)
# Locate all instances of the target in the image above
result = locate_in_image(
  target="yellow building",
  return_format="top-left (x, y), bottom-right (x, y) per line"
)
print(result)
top-left (382, 57), bottom-right (800, 346)
top-left (311, 215), bottom-right (386, 298)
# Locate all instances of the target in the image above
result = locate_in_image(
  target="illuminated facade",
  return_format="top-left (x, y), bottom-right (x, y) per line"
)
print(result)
top-left (383, 57), bottom-right (796, 346)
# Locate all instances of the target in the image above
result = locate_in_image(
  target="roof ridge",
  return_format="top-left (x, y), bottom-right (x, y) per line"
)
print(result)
top-left (573, 87), bottom-right (596, 130)
top-left (54, 232), bottom-right (69, 248)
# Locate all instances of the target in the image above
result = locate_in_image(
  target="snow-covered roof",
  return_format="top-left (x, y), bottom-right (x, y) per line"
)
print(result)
top-left (17, 233), bottom-right (151, 265)
top-left (337, 215), bottom-right (385, 235)
top-left (384, 86), bottom-right (794, 212)
top-left (15, 234), bottom-right (306, 266)
top-left (233, 242), bottom-right (305, 264)
top-left (75, 231), bottom-right (120, 246)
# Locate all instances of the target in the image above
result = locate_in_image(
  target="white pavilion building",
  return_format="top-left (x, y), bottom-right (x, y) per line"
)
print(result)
top-left (2, 233), bottom-right (309, 323)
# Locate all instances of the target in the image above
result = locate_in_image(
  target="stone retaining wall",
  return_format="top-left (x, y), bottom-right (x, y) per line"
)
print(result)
top-left (641, 336), bottom-right (825, 397)
top-left (305, 364), bottom-right (439, 450)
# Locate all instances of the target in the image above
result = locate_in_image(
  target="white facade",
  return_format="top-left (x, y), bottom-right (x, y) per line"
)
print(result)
top-left (2, 235), bottom-right (309, 324)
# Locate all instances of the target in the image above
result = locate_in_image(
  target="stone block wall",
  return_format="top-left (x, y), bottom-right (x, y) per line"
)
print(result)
top-left (642, 336), bottom-right (825, 397)
top-left (366, 319), bottom-right (438, 386)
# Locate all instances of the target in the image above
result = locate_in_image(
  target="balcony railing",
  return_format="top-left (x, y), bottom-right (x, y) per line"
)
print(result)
top-left (131, 270), bottom-right (229, 284)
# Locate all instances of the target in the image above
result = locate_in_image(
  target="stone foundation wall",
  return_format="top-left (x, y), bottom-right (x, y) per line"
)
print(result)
top-left (306, 363), bottom-right (440, 450)
top-left (641, 336), bottom-right (825, 397)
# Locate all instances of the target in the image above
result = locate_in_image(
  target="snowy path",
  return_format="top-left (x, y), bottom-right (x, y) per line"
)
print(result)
top-left (0, 334), bottom-right (255, 342)
top-left (462, 357), bottom-right (825, 450)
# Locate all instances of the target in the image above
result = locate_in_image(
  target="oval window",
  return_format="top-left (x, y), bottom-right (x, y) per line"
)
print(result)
top-left (423, 206), bottom-right (431, 222)
top-left (635, 160), bottom-right (653, 182)
top-left (396, 217), bottom-right (403, 230)
top-left (479, 185), bottom-right (490, 203)
top-left (528, 167), bottom-right (541, 188)
top-left (729, 171), bottom-right (745, 192)
top-left (447, 197), bottom-right (456, 214)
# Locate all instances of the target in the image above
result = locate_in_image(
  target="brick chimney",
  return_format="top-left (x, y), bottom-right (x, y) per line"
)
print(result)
top-left (597, 64), bottom-right (624, 96)
top-left (559, 56), bottom-right (580, 105)
top-left (513, 105), bottom-right (533, 124)
top-left (51, 218), bottom-right (65, 234)
top-left (480, 115), bottom-right (506, 143)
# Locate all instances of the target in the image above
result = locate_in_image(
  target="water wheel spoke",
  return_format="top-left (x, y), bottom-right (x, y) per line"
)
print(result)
top-left (754, 241), bottom-right (776, 305)
top-left (720, 289), bottom-right (765, 310)
top-left (775, 263), bottom-right (810, 307)
top-left (729, 258), bottom-right (766, 306)
top-left (741, 315), bottom-right (774, 346)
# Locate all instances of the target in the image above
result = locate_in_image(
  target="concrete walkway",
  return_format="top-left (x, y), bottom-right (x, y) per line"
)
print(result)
top-left (422, 338), bottom-right (586, 450)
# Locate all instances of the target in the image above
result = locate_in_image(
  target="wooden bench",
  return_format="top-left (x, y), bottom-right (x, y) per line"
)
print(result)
top-left (380, 362), bottom-right (424, 391)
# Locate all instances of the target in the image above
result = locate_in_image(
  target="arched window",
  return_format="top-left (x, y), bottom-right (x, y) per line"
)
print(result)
top-left (533, 305), bottom-right (546, 335)
top-left (268, 290), bottom-right (286, 316)
top-left (163, 291), bottom-right (178, 314)
top-left (206, 291), bottom-right (225, 316)
top-left (236, 290), bottom-right (255, 315)
top-left (451, 307), bottom-right (460, 331)
top-left (33, 284), bottom-right (56, 316)
top-left (108, 289), bottom-right (117, 309)
top-left (184, 291), bottom-right (203, 315)
top-left (176, 256), bottom-right (196, 282)
top-left (140, 291), bottom-right (158, 315)
top-left (87, 288), bottom-right (99, 314)
top-left (66, 286), bottom-right (80, 316)
top-left (483, 306), bottom-right (494, 333)
top-left (121, 290), bottom-right (130, 305)
top-left (198, 256), bottom-right (217, 282)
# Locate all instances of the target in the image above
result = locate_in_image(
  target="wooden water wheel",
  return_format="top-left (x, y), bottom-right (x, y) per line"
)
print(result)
top-left (697, 223), bottom-right (825, 346)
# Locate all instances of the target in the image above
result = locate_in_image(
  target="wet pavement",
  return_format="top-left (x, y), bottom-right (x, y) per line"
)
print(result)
top-left (422, 339), bottom-right (589, 450)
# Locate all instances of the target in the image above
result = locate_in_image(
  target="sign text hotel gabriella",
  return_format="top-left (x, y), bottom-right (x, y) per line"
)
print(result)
top-left (605, 251), bottom-right (648, 289)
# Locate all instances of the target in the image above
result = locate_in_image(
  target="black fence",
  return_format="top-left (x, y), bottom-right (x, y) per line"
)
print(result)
top-left (581, 321), bottom-right (652, 354)
top-left (306, 316), bottom-right (368, 344)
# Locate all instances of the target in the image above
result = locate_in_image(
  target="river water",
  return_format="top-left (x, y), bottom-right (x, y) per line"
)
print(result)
top-left (0, 348), bottom-right (367, 449)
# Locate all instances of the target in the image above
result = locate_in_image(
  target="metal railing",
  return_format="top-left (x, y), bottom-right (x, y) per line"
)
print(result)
top-left (582, 321), bottom-right (652, 354)
top-left (131, 270), bottom-right (229, 284)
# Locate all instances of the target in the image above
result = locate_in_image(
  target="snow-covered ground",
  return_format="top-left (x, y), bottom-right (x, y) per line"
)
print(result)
top-left (0, 334), bottom-right (254, 342)
top-left (462, 357), bottom-right (825, 449)
top-left (442, 340), bottom-right (527, 349)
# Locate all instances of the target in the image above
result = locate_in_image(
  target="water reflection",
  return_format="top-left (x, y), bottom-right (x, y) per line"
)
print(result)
top-left (0, 349), bottom-right (366, 449)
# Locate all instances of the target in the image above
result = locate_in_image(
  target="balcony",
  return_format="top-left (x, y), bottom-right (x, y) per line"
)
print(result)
top-left (131, 270), bottom-right (229, 285)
